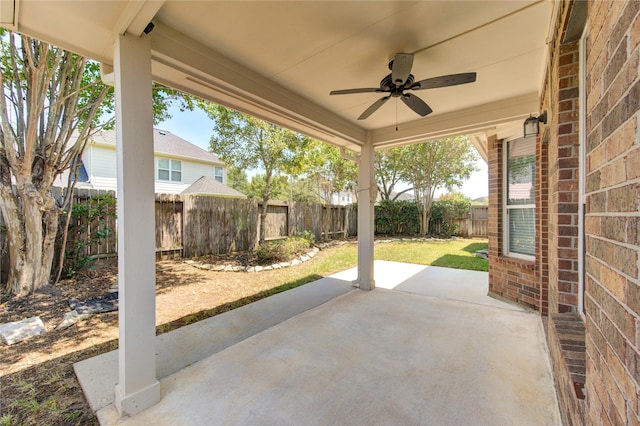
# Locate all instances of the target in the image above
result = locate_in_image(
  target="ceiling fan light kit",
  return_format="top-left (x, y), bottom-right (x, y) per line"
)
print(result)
top-left (330, 53), bottom-right (477, 120)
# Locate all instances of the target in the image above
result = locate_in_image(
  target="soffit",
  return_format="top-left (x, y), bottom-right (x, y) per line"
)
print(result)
top-left (9, 1), bottom-right (553, 157)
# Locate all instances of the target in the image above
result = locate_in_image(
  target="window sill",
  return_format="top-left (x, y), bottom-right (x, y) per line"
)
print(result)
top-left (496, 255), bottom-right (535, 269)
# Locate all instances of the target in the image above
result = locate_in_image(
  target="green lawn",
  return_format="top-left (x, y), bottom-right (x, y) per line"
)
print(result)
top-left (374, 238), bottom-right (489, 272)
top-left (278, 237), bottom-right (488, 289)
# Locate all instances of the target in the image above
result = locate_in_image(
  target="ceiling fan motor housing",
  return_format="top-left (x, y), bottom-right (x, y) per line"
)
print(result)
top-left (381, 73), bottom-right (415, 96)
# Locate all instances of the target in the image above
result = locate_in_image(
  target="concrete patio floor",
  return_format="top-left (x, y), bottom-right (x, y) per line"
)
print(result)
top-left (78, 261), bottom-right (561, 425)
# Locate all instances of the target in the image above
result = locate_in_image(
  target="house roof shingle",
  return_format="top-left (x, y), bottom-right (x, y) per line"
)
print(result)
top-left (90, 129), bottom-right (222, 164)
top-left (181, 176), bottom-right (246, 198)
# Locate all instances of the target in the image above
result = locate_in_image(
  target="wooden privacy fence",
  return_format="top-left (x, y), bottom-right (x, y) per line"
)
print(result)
top-left (454, 205), bottom-right (489, 237)
top-left (0, 189), bottom-right (484, 281)
top-left (429, 205), bottom-right (488, 237)
top-left (157, 196), bottom-right (358, 257)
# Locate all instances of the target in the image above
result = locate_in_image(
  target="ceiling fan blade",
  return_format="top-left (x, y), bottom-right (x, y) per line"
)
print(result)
top-left (391, 53), bottom-right (414, 86)
top-left (358, 96), bottom-right (390, 120)
top-left (401, 93), bottom-right (433, 117)
top-left (330, 88), bottom-right (386, 95)
top-left (411, 72), bottom-right (477, 90)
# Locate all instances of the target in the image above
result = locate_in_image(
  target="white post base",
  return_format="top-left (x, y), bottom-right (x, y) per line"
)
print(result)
top-left (115, 380), bottom-right (161, 417)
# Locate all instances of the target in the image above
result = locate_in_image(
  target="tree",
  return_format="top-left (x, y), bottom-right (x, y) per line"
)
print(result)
top-left (400, 136), bottom-right (478, 235)
top-left (0, 32), bottom-right (197, 295)
top-left (226, 165), bottom-right (250, 195)
top-left (375, 148), bottom-right (412, 201)
top-left (246, 173), bottom-right (290, 201)
top-left (306, 143), bottom-right (357, 204)
top-left (205, 105), bottom-right (311, 244)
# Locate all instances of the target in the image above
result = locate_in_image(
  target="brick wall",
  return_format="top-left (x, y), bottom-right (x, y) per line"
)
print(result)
top-left (542, 2), bottom-right (587, 422)
top-left (550, 39), bottom-right (582, 315)
top-left (583, 0), bottom-right (640, 424)
top-left (488, 135), bottom-right (540, 311)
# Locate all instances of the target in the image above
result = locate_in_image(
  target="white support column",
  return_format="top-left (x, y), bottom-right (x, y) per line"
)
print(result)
top-left (113, 33), bottom-right (160, 417)
top-left (355, 141), bottom-right (375, 291)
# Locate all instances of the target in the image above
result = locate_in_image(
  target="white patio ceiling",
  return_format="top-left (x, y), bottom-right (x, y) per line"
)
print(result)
top-left (3, 1), bottom-right (553, 158)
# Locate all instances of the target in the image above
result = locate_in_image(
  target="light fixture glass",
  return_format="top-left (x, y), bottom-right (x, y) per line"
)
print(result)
top-left (523, 112), bottom-right (547, 137)
top-left (524, 115), bottom-right (540, 137)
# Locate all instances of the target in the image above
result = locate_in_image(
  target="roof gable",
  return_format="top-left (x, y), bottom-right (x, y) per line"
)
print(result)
top-left (181, 176), bottom-right (246, 198)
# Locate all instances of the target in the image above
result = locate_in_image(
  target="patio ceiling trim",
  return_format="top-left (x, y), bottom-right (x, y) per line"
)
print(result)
top-left (113, 0), bottom-right (165, 38)
top-left (148, 22), bottom-right (366, 151)
top-left (369, 91), bottom-right (539, 150)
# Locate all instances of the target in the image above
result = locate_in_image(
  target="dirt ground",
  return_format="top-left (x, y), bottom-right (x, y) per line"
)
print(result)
top-left (0, 248), bottom-right (340, 425)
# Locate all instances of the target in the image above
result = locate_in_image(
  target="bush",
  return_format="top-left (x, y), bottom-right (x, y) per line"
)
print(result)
top-left (429, 198), bottom-right (470, 236)
top-left (256, 236), bottom-right (312, 264)
top-left (61, 193), bottom-right (116, 277)
top-left (295, 230), bottom-right (315, 244)
top-left (375, 199), bottom-right (420, 235)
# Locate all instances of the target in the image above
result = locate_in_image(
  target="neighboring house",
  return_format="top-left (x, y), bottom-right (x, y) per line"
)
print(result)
top-left (375, 190), bottom-right (414, 204)
top-left (329, 190), bottom-right (355, 206)
top-left (181, 176), bottom-right (245, 198)
top-left (61, 129), bottom-right (235, 196)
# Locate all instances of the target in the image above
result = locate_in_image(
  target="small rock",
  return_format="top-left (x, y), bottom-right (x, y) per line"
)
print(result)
top-left (0, 317), bottom-right (47, 345)
top-left (201, 263), bottom-right (213, 270)
top-left (300, 255), bottom-right (310, 262)
top-left (184, 260), bottom-right (195, 264)
top-left (55, 310), bottom-right (90, 330)
top-left (475, 249), bottom-right (489, 260)
top-left (263, 266), bottom-right (273, 271)
top-left (246, 266), bottom-right (256, 272)
top-left (224, 265), bottom-right (234, 272)
top-left (291, 259), bottom-right (301, 266)
top-left (254, 266), bottom-right (263, 272)
top-left (272, 263), bottom-right (282, 269)
top-left (232, 266), bottom-right (244, 272)
top-left (308, 251), bottom-right (316, 258)
top-left (212, 265), bottom-right (225, 271)
top-left (279, 262), bottom-right (291, 268)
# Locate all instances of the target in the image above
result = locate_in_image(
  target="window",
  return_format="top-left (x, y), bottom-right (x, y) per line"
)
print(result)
top-left (214, 166), bottom-right (224, 183)
top-left (158, 158), bottom-right (182, 182)
top-left (504, 137), bottom-right (535, 259)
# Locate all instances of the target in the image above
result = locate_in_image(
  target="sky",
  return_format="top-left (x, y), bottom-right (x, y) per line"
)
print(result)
top-left (157, 104), bottom-right (489, 199)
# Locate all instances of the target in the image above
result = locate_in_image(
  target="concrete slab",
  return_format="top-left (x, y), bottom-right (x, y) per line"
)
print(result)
top-left (75, 276), bottom-right (354, 413)
top-left (103, 289), bottom-right (560, 425)
top-left (336, 260), bottom-right (520, 311)
top-left (80, 261), bottom-right (559, 425)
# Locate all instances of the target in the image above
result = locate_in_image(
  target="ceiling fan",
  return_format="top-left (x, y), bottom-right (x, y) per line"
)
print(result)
top-left (330, 53), bottom-right (477, 120)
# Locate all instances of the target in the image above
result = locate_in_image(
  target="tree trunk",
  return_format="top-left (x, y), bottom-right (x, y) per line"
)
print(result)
top-left (259, 170), bottom-right (273, 245)
top-left (0, 183), bottom-right (58, 296)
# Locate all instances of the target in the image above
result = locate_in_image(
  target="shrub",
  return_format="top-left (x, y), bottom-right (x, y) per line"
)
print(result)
top-left (295, 230), bottom-right (315, 244)
top-left (375, 199), bottom-right (420, 235)
top-left (61, 193), bottom-right (116, 277)
top-left (256, 236), bottom-right (311, 264)
top-left (429, 198), bottom-right (470, 236)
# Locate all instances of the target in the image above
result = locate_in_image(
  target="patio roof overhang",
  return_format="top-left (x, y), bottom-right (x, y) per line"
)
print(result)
top-left (2, 0), bottom-right (554, 160)
top-left (1, 0), bottom-right (556, 418)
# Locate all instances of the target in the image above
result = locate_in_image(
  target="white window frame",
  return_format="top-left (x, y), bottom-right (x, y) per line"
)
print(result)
top-left (157, 157), bottom-right (182, 182)
top-left (503, 136), bottom-right (536, 261)
top-left (214, 166), bottom-right (224, 183)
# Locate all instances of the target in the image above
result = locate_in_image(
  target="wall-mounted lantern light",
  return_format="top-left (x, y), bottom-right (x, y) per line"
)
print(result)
top-left (523, 111), bottom-right (547, 137)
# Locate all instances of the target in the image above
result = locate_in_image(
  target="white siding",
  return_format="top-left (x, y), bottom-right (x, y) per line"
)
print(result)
top-left (86, 145), bottom-right (118, 191)
top-left (182, 161), bottom-right (214, 185)
top-left (154, 156), bottom-right (217, 194)
top-left (84, 145), bottom-right (225, 195)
